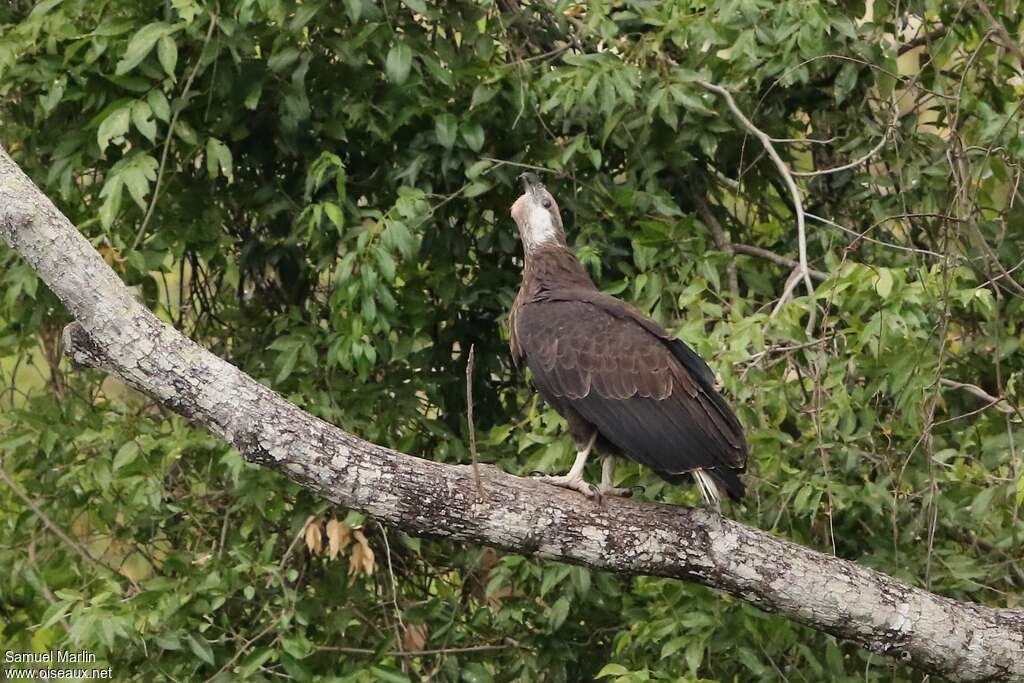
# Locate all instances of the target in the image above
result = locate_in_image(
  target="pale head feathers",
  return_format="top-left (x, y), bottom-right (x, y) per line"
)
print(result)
top-left (510, 174), bottom-right (566, 253)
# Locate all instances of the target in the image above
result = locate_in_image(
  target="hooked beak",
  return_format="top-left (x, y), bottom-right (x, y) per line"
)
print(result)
top-left (518, 172), bottom-right (542, 196)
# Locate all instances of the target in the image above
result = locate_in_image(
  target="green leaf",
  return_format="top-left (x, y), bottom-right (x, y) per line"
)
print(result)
top-left (685, 639), bottom-right (705, 674)
top-left (386, 44), bottom-right (413, 84)
top-left (459, 664), bottom-right (493, 683)
top-left (98, 178), bottom-right (123, 228)
top-left (834, 62), bottom-right (859, 106)
top-left (323, 202), bottom-right (344, 230)
top-left (39, 601), bottom-right (71, 629)
top-left (206, 138), bottom-right (233, 180)
top-left (660, 636), bottom-right (687, 659)
top-left (117, 152), bottom-right (159, 209)
top-left (116, 22), bottom-right (176, 75)
top-left (237, 647), bottom-right (275, 677)
top-left (371, 667), bottom-right (411, 683)
top-left (131, 101), bottom-right (157, 143)
top-left (595, 663), bottom-right (629, 678)
top-left (113, 441), bottom-right (140, 470)
top-left (548, 596), bottom-right (570, 631)
top-left (875, 268), bottom-right (894, 299)
top-left (435, 113), bottom-right (458, 149)
top-left (97, 106), bottom-right (131, 150)
top-left (147, 89), bottom-right (170, 122)
top-left (244, 83), bottom-right (262, 110)
top-left (186, 634), bottom-right (215, 666)
top-left (157, 35), bottom-right (178, 79)
top-left (460, 121), bottom-right (485, 152)
top-left (40, 77), bottom-right (66, 114)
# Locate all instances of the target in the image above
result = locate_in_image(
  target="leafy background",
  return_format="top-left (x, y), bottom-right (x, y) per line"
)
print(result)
top-left (1, 0), bottom-right (1023, 681)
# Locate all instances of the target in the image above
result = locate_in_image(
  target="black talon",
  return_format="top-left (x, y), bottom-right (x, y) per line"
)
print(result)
top-left (629, 485), bottom-right (645, 496)
top-left (529, 470), bottom-right (547, 477)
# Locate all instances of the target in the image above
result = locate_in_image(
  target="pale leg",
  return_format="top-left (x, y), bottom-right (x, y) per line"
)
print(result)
top-left (535, 432), bottom-right (598, 497)
top-left (597, 456), bottom-right (634, 498)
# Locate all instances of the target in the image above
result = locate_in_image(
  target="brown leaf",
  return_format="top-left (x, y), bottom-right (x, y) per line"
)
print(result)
top-left (326, 519), bottom-right (351, 560)
top-left (403, 623), bottom-right (428, 652)
top-left (304, 518), bottom-right (323, 555)
top-left (347, 529), bottom-right (375, 585)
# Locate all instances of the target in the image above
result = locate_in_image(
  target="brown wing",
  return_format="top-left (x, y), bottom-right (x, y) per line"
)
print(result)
top-left (515, 296), bottom-right (747, 498)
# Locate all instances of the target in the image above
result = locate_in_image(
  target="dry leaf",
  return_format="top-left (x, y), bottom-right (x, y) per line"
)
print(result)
top-left (347, 529), bottom-right (375, 585)
top-left (403, 623), bottom-right (428, 652)
top-left (326, 519), bottom-right (351, 560)
top-left (304, 518), bottom-right (323, 555)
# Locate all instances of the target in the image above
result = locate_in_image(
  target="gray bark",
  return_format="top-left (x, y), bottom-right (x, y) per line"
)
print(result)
top-left (1, 146), bottom-right (1022, 682)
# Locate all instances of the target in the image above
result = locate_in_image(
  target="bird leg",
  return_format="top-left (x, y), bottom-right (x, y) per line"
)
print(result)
top-left (597, 456), bottom-right (636, 498)
top-left (533, 432), bottom-right (599, 498)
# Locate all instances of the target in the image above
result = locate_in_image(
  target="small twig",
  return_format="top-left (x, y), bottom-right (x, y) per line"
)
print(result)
top-left (975, 0), bottom-right (1024, 65)
top-left (268, 514), bottom-right (315, 587)
top-left (792, 99), bottom-right (899, 178)
top-left (204, 619), bottom-right (278, 682)
top-left (697, 79), bottom-right (816, 333)
top-left (479, 156), bottom-right (556, 175)
top-left (806, 212), bottom-right (948, 259)
top-left (218, 508), bottom-right (230, 558)
top-left (131, 13), bottom-right (218, 251)
top-left (693, 194), bottom-right (740, 299)
top-left (466, 344), bottom-right (485, 500)
top-left (378, 523), bottom-right (405, 634)
top-left (733, 244), bottom-right (828, 281)
top-left (316, 643), bottom-right (515, 657)
top-left (898, 26), bottom-right (949, 56)
top-left (939, 378), bottom-right (1015, 414)
top-left (0, 463), bottom-right (142, 592)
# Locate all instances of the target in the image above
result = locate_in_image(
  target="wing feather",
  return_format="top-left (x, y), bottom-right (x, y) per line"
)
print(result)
top-left (517, 298), bottom-right (747, 498)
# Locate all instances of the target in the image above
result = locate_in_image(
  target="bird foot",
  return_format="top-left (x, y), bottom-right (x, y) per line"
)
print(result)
top-left (597, 484), bottom-right (641, 499)
top-left (532, 472), bottom-right (599, 498)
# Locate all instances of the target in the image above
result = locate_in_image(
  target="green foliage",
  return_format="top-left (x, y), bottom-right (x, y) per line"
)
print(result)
top-left (2, 0), bottom-right (1023, 681)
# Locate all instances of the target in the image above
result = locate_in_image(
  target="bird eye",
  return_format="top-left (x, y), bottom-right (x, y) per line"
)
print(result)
top-left (542, 200), bottom-right (552, 209)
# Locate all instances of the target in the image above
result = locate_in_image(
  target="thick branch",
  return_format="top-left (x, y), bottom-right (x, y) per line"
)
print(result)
top-left (1, 147), bottom-right (1023, 682)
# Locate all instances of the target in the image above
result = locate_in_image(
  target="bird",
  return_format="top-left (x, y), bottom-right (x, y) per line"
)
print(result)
top-left (508, 172), bottom-right (747, 507)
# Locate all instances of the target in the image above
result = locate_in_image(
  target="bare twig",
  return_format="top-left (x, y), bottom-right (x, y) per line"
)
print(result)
top-left (204, 619), bottom-right (279, 682)
top-left (975, 0), bottom-right (1024, 65)
top-left (377, 522), bottom-right (406, 660)
top-left (466, 344), bottom-right (485, 499)
top-left (316, 643), bottom-right (514, 656)
top-left (131, 13), bottom-right (218, 251)
top-left (806, 212), bottom-right (948, 259)
top-left (696, 80), bottom-right (816, 332)
top-left (0, 462), bottom-right (141, 592)
top-left (269, 514), bottom-right (315, 587)
top-left (733, 244), bottom-right (828, 282)
top-left (792, 99), bottom-right (899, 178)
top-left (898, 26), bottom-right (949, 56)
top-left (939, 378), bottom-right (1015, 414)
top-left (693, 194), bottom-right (740, 298)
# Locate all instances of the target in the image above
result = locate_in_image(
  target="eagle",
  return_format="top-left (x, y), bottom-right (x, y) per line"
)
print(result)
top-left (508, 173), bottom-right (747, 507)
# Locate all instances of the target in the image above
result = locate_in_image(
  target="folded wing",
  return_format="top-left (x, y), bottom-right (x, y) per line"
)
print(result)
top-left (516, 295), bottom-right (746, 498)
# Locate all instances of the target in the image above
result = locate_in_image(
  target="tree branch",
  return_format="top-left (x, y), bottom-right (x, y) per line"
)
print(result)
top-left (696, 80), bottom-right (817, 332)
top-left (1, 146), bottom-right (1022, 682)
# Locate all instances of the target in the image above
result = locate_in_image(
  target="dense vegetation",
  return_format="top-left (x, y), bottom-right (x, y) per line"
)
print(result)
top-left (2, 0), bottom-right (1023, 680)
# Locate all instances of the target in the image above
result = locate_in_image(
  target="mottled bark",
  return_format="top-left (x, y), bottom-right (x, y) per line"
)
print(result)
top-left (1, 147), bottom-right (1022, 682)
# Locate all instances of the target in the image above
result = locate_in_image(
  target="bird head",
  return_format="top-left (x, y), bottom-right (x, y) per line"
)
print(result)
top-left (510, 172), bottom-right (566, 253)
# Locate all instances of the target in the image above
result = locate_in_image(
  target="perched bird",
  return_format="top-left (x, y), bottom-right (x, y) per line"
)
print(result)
top-left (508, 173), bottom-right (747, 507)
